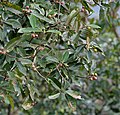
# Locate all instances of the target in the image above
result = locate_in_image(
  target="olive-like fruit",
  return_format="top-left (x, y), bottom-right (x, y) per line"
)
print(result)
top-left (93, 76), bottom-right (98, 80)
top-left (31, 33), bottom-right (36, 38)
top-left (48, 15), bottom-right (52, 18)
top-left (60, 1), bottom-right (64, 5)
top-left (26, 6), bottom-right (30, 9)
top-left (94, 48), bottom-right (98, 52)
top-left (87, 26), bottom-right (91, 30)
top-left (35, 34), bottom-right (38, 37)
top-left (59, 63), bottom-right (63, 67)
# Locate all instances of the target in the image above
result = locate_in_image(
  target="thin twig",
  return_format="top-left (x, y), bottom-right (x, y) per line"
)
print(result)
top-left (35, 69), bottom-right (48, 83)
top-left (56, 66), bottom-right (70, 85)
top-left (8, 104), bottom-right (11, 115)
top-left (112, 24), bottom-right (120, 40)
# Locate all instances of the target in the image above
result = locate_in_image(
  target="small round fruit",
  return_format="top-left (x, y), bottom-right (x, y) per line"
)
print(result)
top-left (81, 8), bottom-right (85, 12)
top-left (94, 48), bottom-right (98, 52)
top-left (39, 46), bottom-right (44, 51)
top-left (55, 0), bottom-right (59, 3)
top-left (22, 9), bottom-right (26, 12)
top-left (89, 77), bottom-right (93, 80)
top-left (87, 26), bottom-right (91, 30)
top-left (30, 10), bottom-right (32, 13)
top-left (81, 6), bottom-right (85, 12)
top-left (26, 6), bottom-right (30, 9)
top-left (94, 73), bottom-right (98, 76)
top-left (53, 13), bottom-right (57, 17)
top-left (48, 15), bottom-right (52, 18)
top-left (60, 1), bottom-right (64, 5)
top-left (27, 10), bottom-right (31, 14)
top-left (35, 34), bottom-right (38, 37)
top-left (31, 33), bottom-right (36, 38)
top-left (64, 26), bottom-right (66, 29)
top-left (23, 9), bottom-right (28, 14)
top-left (93, 76), bottom-right (98, 80)
top-left (59, 63), bottom-right (63, 67)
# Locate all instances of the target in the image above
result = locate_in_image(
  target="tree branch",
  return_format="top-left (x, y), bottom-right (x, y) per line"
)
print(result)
top-left (7, 104), bottom-right (11, 115)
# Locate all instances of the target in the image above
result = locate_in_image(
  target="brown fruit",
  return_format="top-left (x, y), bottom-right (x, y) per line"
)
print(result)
top-left (81, 8), bottom-right (85, 12)
top-left (64, 26), bottom-right (66, 29)
top-left (38, 46), bottom-right (44, 51)
top-left (81, 6), bottom-right (85, 12)
top-left (59, 63), bottom-right (63, 67)
top-left (89, 77), bottom-right (93, 80)
top-left (55, 0), bottom-right (59, 3)
top-left (31, 33), bottom-right (36, 38)
top-left (60, 1), bottom-right (64, 5)
top-left (27, 10), bottom-right (32, 14)
top-left (53, 13), bottom-right (57, 17)
top-left (93, 76), bottom-right (98, 80)
top-left (26, 6), bottom-right (30, 9)
top-left (89, 75), bottom-right (98, 80)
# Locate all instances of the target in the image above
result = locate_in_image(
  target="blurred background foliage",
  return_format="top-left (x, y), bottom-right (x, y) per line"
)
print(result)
top-left (0, 0), bottom-right (120, 115)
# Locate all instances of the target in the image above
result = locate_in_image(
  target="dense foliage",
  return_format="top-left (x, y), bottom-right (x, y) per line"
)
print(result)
top-left (0, 0), bottom-right (120, 115)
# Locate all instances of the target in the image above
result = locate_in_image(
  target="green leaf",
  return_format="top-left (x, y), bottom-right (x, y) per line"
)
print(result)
top-left (5, 37), bottom-right (19, 51)
top-left (62, 51), bottom-right (69, 63)
top-left (4, 96), bottom-right (10, 104)
top-left (0, 54), bottom-right (6, 65)
top-left (12, 82), bottom-right (21, 96)
top-left (28, 14), bottom-right (37, 28)
top-left (47, 9), bottom-right (56, 16)
top-left (80, 28), bottom-right (92, 40)
top-left (82, 0), bottom-right (93, 13)
top-left (32, 12), bottom-right (54, 24)
top-left (48, 78), bottom-right (61, 90)
top-left (0, 95), bottom-right (4, 100)
top-left (27, 84), bottom-right (35, 101)
top-left (18, 27), bottom-right (42, 33)
top-left (88, 24), bottom-right (101, 29)
top-left (47, 30), bottom-right (61, 35)
top-left (5, 34), bottom-right (31, 52)
top-left (1, 2), bottom-right (22, 11)
top-left (8, 96), bottom-right (14, 110)
top-left (48, 93), bottom-right (60, 100)
top-left (91, 60), bottom-right (96, 71)
top-left (16, 62), bottom-right (27, 76)
top-left (7, 7), bottom-right (22, 15)
top-left (74, 44), bottom-right (85, 56)
top-left (62, 69), bottom-right (69, 79)
top-left (18, 58), bottom-right (32, 65)
top-left (87, 50), bottom-right (92, 63)
top-left (46, 56), bottom-right (59, 63)
top-left (5, 19), bottom-right (22, 29)
top-left (66, 10), bottom-right (79, 25)
top-left (7, 71), bottom-right (15, 80)
top-left (66, 90), bottom-right (81, 100)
